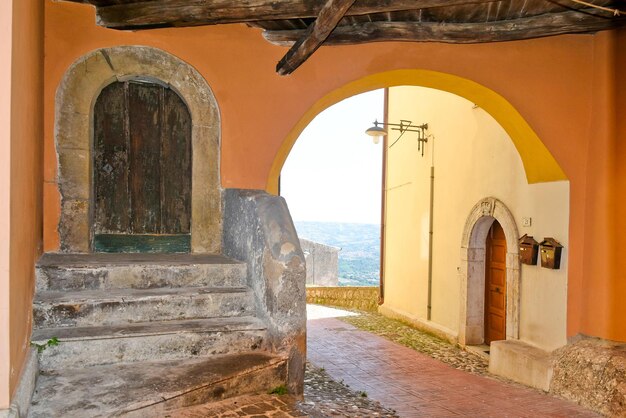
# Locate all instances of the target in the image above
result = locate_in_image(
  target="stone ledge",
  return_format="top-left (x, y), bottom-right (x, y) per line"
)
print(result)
top-left (378, 305), bottom-right (457, 344)
top-left (0, 348), bottom-right (38, 418)
top-left (489, 339), bottom-right (553, 391)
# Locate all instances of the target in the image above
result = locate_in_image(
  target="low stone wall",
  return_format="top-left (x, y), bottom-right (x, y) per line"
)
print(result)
top-left (306, 286), bottom-right (379, 312)
top-left (301, 238), bottom-right (339, 287)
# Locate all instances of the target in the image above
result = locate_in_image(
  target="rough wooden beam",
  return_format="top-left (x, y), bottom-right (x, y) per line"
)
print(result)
top-left (276, 0), bottom-right (356, 75)
top-left (263, 10), bottom-right (624, 45)
top-left (86, 0), bottom-right (486, 29)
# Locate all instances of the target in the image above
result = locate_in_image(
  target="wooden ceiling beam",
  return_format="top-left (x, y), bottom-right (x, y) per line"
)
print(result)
top-left (277, 0), bottom-right (356, 75)
top-left (263, 10), bottom-right (624, 45)
top-left (84, 0), bottom-right (486, 29)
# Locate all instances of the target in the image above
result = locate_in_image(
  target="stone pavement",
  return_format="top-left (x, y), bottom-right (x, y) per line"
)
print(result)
top-left (308, 315), bottom-right (600, 417)
top-left (168, 363), bottom-right (398, 417)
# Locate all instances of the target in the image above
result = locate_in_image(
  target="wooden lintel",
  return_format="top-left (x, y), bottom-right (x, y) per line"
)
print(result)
top-left (83, 0), bottom-right (485, 29)
top-left (276, 0), bottom-right (356, 75)
top-left (263, 10), bottom-right (624, 45)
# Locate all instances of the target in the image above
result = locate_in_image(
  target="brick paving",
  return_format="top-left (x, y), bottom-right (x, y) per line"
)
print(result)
top-left (340, 311), bottom-right (489, 375)
top-left (172, 306), bottom-right (600, 417)
top-left (308, 316), bottom-right (600, 418)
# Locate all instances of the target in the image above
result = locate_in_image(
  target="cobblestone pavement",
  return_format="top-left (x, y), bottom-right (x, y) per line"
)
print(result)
top-left (169, 363), bottom-right (399, 417)
top-left (308, 316), bottom-right (599, 417)
top-left (340, 311), bottom-right (489, 375)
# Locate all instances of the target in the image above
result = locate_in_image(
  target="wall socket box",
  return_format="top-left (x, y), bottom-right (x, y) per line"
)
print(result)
top-left (521, 217), bottom-right (532, 227)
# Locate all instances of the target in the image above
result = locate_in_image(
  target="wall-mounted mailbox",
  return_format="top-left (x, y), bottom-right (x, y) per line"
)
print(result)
top-left (539, 238), bottom-right (563, 269)
top-left (519, 234), bottom-right (539, 265)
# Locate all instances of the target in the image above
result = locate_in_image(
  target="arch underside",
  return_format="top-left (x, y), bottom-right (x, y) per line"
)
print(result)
top-left (55, 46), bottom-right (222, 253)
top-left (267, 69), bottom-right (566, 194)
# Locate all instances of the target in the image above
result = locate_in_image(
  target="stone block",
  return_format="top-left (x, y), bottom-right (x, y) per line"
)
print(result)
top-left (59, 199), bottom-right (89, 253)
top-left (57, 51), bottom-right (116, 115)
top-left (106, 46), bottom-right (182, 84)
top-left (58, 149), bottom-right (90, 200)
top-left (169, 66), bottom-right (219, 128)
top-left (489, 339), bottom-right (553, 391)
top-left (55, 110), bottom-right (90, 151)
top-left (191, 125), bottom-right (221, 253)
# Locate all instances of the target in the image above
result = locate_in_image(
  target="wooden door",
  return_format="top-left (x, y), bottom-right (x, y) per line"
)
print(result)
top-left (93, 80), bottom-right (192, 253)
top-left (485, 220), bottom-right (507, 344)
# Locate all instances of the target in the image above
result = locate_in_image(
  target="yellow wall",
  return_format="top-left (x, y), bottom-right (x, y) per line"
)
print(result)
top-left (0, 0), bottom-right (44, 408)
top-left (383, 87), bottom-right (569, 351)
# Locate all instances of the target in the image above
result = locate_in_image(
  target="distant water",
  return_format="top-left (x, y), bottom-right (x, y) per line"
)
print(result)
top-left (294, 221), bottom-right (380, 287)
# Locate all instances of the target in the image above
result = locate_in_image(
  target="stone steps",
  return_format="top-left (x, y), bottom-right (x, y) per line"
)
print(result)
top-left (29, 252), bottom-right (276, 416)
top-left (36, 253), bottom-right (247, 291)
top-left (28, 352), bottom-right (287, 418)
top-left (33, 286), bottom-right (255, 328)
top-left (32, 316), bottom-right (268, 370)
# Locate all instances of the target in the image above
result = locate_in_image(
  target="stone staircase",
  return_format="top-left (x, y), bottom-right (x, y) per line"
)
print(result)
top-left (28, 253), bottom-right (288, 417)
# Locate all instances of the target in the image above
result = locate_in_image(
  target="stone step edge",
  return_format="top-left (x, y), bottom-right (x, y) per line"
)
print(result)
top-left (31, 316), bottom-right (267, 343)
top-left (36, 252), bottom-right (246, 267)
top-left (122, 353), bottom-right (287, 415)
top-left (28, 352), bottom-right (288, 417)
top-left (33, 285), bottom-right (252, 305)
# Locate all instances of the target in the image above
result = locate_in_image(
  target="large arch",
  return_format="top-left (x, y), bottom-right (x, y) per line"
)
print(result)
top-left (55, 46), bottom-right (221, 253)
top-left (266, 69), bottom-right (566, 194)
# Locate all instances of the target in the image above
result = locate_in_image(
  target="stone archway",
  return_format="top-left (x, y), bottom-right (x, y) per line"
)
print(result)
top-left (55, 46), bottom-right (221, 253)
top-left (458, 197), bottom-right (520, 346)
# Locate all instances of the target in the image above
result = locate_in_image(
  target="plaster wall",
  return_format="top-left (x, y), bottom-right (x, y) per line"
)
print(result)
top-left (0, 0), bottom-right (44, 408)
top-left (42, 1), bottom-right (626, 342)
top-left (383, 87), bottom-right (569, 351)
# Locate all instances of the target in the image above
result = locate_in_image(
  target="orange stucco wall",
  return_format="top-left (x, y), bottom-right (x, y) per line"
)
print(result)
top-left (43, 1), bottom-right (625, 342)
top-left (0, 0), bottom-right (44, 408)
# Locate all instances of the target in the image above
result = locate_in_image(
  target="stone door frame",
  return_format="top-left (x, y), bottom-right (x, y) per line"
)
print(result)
top-left (55, 46), bottom-right (221, 253)
top-left (458, 197), bottom-right (520, 346)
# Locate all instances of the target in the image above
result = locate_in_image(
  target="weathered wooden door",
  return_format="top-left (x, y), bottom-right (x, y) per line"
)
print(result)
top-left (93, 80), bottom-right (192, 253)
top-left (485, 220), bottom-right (507, 344)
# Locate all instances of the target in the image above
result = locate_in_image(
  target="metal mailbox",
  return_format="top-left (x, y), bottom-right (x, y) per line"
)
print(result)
top-left (539, 238), bottom-right (563, 269)
top-left (519, 234), bottom-right (539, 265)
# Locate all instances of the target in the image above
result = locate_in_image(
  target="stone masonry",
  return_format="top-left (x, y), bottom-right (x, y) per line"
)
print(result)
top-left (306, 287), bottom-right (379, 312)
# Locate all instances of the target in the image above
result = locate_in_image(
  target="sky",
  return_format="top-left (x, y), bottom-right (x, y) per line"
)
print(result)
top-left (280, 89), bottom-right (384, 225)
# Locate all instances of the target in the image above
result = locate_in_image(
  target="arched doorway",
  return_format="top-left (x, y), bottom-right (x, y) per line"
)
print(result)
top-left (55, 46), bottom-right (221, 253)
top-left (459, 197), bottom-right (520, 347)
top-left (93, 79), bottom-right (192, 253)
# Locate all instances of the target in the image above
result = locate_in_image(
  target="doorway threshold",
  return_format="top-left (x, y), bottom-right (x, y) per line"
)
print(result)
top-left (466, 344), bottom-right (491, 360)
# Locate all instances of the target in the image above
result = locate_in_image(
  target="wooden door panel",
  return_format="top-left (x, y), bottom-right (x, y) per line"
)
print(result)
top-left (490, 267), bottom-right (506, 286)
top-left (487, 312), bottom-right (506, 334)
top-left (129, 83), bottom-right (162, 234)
top-left (160, 88), bottom-right (192, 234)
top-left (93, 80), bottom-right (192, 252)
top-left (94, 82), bottom-right (130, 234)
top-left (485, 220), bottom-right (507, 344)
